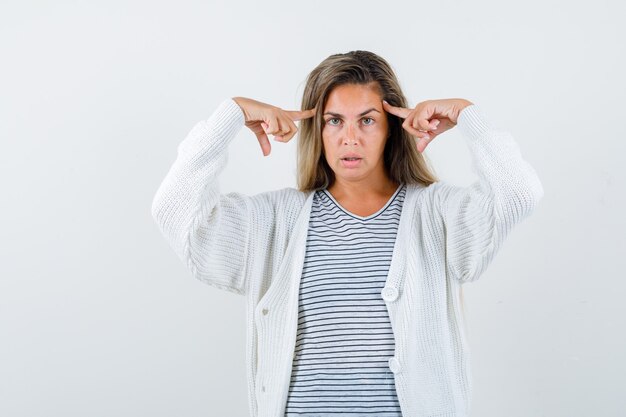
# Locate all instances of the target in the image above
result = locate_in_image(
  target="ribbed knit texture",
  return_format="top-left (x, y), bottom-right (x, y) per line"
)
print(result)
top-left (151, 98), bottom-right (544, 417)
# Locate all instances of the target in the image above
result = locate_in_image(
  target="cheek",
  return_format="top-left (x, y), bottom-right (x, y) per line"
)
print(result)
top-left (321, 127), bottom-right (336, 141)
top-left (321, 136), bottom-right (334, 159)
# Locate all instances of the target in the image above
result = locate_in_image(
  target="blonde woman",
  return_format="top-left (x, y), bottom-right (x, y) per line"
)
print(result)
top-left (151, 50), bottom-right (543, 417)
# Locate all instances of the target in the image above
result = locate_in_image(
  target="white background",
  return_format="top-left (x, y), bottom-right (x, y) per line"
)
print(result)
top-left (1, 0), bottom-right (624, 416)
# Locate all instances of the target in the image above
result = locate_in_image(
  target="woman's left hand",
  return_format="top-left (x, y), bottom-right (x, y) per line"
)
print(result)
top-left (382, 98), bottom-right (473, 153)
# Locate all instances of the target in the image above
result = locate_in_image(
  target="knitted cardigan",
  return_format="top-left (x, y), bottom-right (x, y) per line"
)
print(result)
top-left (151, 98), bottom-right (544, 417)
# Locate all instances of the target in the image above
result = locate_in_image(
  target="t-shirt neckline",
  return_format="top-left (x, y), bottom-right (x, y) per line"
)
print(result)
top-left (322, 183), bottom-right (404, 221)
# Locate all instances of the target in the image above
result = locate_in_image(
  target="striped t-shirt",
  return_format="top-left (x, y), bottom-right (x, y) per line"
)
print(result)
top-left (284, 183), bottom-right (407, 416)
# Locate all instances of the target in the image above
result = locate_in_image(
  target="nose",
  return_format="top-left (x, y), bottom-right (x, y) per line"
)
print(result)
top-left (343, 123), bottom-right (358, 145)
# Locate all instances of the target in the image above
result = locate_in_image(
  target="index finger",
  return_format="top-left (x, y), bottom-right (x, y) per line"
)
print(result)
top-left (382, 100), bottom-right (411, 119)
top-left (285, 107), bottom-right (317, 121)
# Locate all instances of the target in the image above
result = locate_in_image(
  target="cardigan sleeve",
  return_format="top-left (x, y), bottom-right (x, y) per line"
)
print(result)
top-left (436, 104), bottom-right (544, 284)
top-left (150, 98), bottom-right (256, 296)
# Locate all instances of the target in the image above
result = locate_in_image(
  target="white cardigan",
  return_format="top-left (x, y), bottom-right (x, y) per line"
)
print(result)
top-left (151, 98), bottom-right (544, 417)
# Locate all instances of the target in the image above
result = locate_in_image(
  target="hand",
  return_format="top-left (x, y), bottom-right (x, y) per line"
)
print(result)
top-left (232, 96), bottom-right (317, 157)
top-left (382, 98), bottom-right (473, 153)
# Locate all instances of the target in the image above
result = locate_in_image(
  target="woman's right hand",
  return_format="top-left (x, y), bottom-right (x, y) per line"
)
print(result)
top-left (232, 96), bottom-right (316, 157)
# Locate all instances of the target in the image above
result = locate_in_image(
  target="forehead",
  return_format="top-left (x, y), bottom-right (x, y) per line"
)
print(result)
top-left (324, 83), bottom-right (382, 114)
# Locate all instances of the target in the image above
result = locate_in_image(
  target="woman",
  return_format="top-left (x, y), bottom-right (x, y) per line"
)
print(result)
top-left (151, 50), bottom-right (544, 417)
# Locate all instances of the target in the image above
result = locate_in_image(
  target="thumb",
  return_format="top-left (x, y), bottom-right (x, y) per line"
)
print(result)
top-left (285, 107), bottom-right (317, 121)
top-left (382, 100), bottom-right (410, 119)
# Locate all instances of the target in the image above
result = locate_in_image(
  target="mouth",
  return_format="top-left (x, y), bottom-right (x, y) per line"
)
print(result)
top-left (340, 157), bottom-right (362, 168)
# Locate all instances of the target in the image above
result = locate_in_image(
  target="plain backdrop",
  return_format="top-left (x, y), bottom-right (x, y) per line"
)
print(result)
top-left (1, 0), bottom-right (624, 416)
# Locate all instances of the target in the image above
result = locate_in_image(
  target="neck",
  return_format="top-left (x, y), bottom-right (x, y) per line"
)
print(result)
top-left (327, 174), bottom-right (399, 199)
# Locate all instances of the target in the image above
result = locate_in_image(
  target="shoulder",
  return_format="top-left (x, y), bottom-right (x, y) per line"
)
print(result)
top-left (406, 181), bottom-right (448, 200)
top-left (406, 181), bottom-right (461, 211)
top-left (248, 186), bottom-right (311, 217)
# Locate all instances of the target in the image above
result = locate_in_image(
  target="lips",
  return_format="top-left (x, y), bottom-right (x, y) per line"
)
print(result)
top-left (340, 158), bottom-right (362, 168)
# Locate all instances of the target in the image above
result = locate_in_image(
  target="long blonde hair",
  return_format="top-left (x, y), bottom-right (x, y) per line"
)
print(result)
top-left (296, 50), bottom-right (439, 192)
top-left (294, 50), bottom-right (466, 314)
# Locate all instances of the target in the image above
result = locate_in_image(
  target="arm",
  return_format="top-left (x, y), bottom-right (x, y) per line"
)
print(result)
top-left (436, 104), bottom-right (544, 283)
top-left (150, 98), bottom-right (253, 295)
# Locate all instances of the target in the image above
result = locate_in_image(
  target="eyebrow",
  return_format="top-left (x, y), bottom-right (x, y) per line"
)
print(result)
top-left (323, 108), bottom-right (380, 117)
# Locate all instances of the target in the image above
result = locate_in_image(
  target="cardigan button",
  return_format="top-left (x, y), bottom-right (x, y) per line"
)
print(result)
top-left (262, 308), bottom-right (269, 315)
top-left (381, 286), bottom-right (399, 302)
top-left (388, 357), bottom-right (401, 374)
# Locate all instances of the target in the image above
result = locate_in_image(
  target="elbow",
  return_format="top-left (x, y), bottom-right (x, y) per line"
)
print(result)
top-left (500, 172), bottom-right (544, 221)
top-left (151, 195), bottom-right (162, 224)
top-left (524, 163), bottom-right (545, 211)
top-left (525, 173), bottom-right (545, 213)
top-left (150, 198), bottom-right (162, 232)
top-left (150, 187), bottom-right (167, 226)
top-left (533, 176), bottom-right (545, 204)
top-left (150, 195), bottom-right (158, 223)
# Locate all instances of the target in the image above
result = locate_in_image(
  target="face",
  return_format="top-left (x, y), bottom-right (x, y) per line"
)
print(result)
top-left (322, 82), bottom-right (389, 185)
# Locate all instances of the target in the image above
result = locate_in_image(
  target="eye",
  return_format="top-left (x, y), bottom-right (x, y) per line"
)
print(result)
top-left (362, 117), bottom-right (374, 125)
top-left (326, 118), bottom-right (341, 126)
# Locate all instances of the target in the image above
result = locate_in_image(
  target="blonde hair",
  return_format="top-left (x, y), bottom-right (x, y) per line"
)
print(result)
top-left (296, 50), bottom-right (439, 192)
top-left (295, 50), bottom-right (467, 315)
